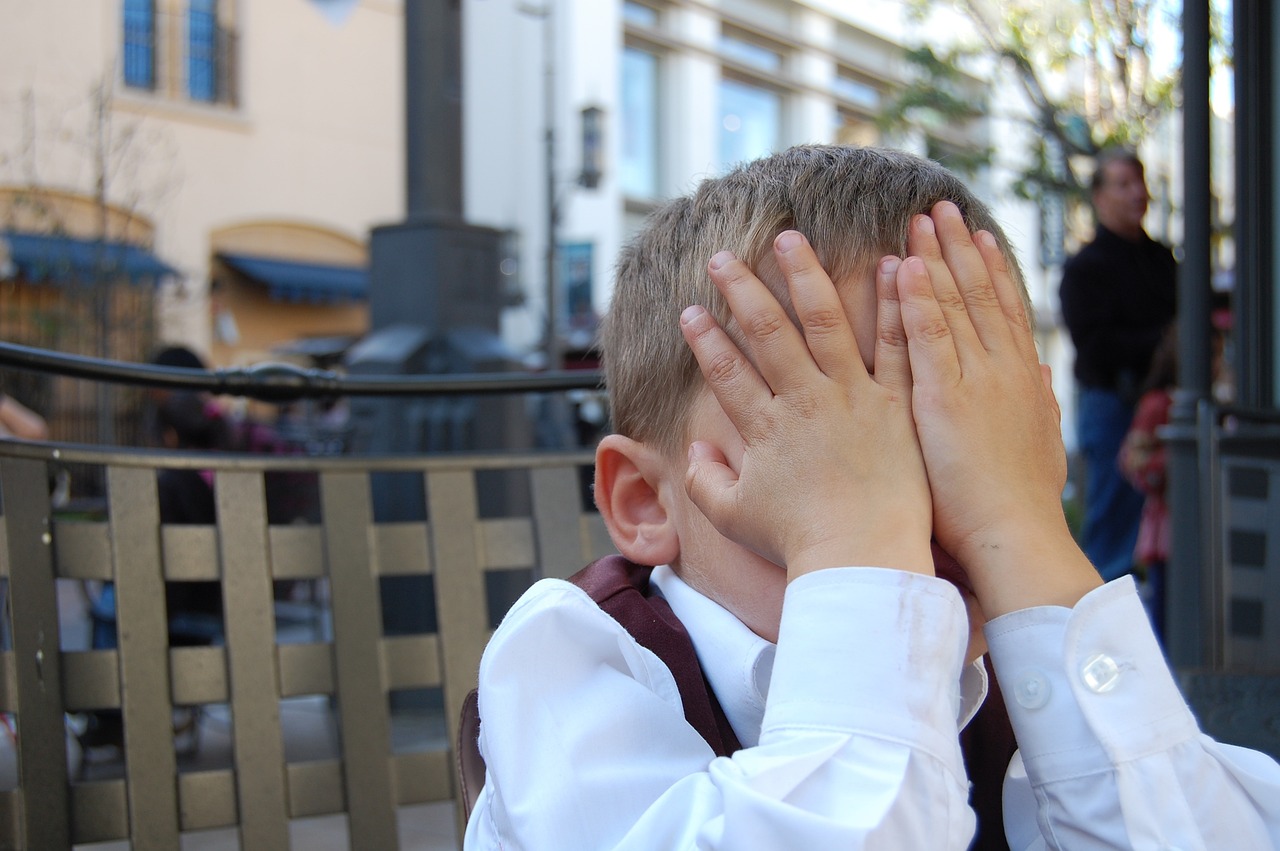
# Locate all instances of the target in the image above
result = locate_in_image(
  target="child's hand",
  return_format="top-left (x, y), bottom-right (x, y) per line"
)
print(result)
top-left (679, 230), bottom-right (933, 581)
top-left (896, 202), bottom-right (1101, 616)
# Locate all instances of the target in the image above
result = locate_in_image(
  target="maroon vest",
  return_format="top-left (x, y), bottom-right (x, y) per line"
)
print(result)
top-left (460, 555), bottom-right (1015, 849)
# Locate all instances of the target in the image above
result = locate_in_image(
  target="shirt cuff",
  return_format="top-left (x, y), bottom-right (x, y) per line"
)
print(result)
top-left (984, 576), bottom-right (1199, 782)
top-left (762, 568), bottom-right (970, 769)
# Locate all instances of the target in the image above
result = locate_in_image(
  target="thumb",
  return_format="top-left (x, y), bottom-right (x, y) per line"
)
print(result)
top-left (684, 440), bottom-right (740, 525)
top-left (1040, 363), bottom-right (1062, 424)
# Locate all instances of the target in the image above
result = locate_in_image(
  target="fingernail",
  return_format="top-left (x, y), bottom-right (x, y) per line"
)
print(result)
top-left (977, 230), bottom-right (997, 248)
top-left (709, 250), bottom-right (734, 270)
top-left (680, 305), bottom-right (706, 325)
top-left (916, 215), bottom-right (935, 234)
top-left (774, 230), bottom-right (805, 252)
top-left (879, 256), bottom-right (901, 276)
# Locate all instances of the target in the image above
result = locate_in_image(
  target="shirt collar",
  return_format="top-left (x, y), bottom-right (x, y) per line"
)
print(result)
top-left (650, 564), bottom-right (988, 744)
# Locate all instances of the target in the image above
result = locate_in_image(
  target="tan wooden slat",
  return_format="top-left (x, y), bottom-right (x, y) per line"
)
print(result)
top-left (380, 634), bottom-right (441, 691)
top-left (178, 769), bottom-right (238, 832)
top-left (270, 525), bottom-right (327, 581)
top-left (170, 645), bottom-right (228, 706)
top-left (373, 522), bottom-right (432, 577)
top-left (287, 759), bottom-right (346, 818)
top-left (1, 457), bottom-right (71, 850)
top-left (320, 470), bottom-right (399, 849)
top-left (277, 641), bottom-right (335, 698)
top-left (108, 465), bottom-right (181, 850)
top-left (61, 649), bottom-right (121, 711)
top-left (478, 517), bottom-right (536, 569)
top-left (70, 779), bottom-right (129, 844)
top-left (51, 519), bottom-right (112, 581)
top-left (215, 470), bottom-right (290, 851)
top-left (0, 652), bottom-right (14, 714)
top-left (161, 525), bottom-right (220, 581)
top-left (425, 466), bottom-right (489, 844)
top-left (0, 789), bottom-right (21, 848)
top-left (531, 465), bottom-right (592, 579)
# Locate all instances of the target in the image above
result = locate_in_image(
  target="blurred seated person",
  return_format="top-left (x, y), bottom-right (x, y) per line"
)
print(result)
top-left (90, 390), bottom-right (229, 651)
top-left (81, 390), bottom-right (229, 752)
top-left (0, 390), bottom-right (49, 441)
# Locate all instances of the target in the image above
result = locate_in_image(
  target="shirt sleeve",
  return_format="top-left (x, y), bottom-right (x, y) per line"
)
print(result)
top-left (465, 569), bottom-right (980, 850)
top-left (986, 577), bottom-right (1280, 849)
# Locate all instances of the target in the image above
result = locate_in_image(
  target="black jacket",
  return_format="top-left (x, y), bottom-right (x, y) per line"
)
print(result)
top-left (1059, 225), bottom-right (1177, 397)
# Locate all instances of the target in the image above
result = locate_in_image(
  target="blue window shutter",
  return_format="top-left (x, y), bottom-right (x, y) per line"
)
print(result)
top-left (123, 0), bottom-right (155, 90)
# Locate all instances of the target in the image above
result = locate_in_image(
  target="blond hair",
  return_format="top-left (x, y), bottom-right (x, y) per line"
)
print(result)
top-left (602, 144), bottom-right (1027, 454)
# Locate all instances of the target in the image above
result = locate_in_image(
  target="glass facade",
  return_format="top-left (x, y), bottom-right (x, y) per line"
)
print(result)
top-left (719, 77), bottom-right (780, 168)
top-left (621, 46), bottom-right (660, 198)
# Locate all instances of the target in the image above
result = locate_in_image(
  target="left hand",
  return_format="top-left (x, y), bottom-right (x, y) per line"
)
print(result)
top-left (895, 202), bottom-right (1100, 615)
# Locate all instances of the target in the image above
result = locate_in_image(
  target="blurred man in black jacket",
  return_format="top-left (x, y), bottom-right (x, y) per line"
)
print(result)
top-left (1060, 149), bottom-right (1177, 582)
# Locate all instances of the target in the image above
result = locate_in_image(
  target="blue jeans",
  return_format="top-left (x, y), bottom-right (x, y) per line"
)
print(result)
top-left (1077, 387), bottom-right (1145, 582)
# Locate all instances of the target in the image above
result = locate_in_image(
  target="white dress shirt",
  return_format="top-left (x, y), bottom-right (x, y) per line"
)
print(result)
top-left (464, 566), bottom-right (1280, 849)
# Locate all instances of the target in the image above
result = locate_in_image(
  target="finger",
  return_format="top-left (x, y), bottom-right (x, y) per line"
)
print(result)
top-left (1040, 363), bottom-right (1062, 424)
top-left (906, 211), bottom-right (983, 359)
top-left (974, 229), bottom-right (1040, 369)
top-left (773, 230), bottom-right (866, 385)
top-left (930, 203), bottom-right (1016, 353)
top-left (679, 303), bottom-right (771, 440)
top-left (683, 440), bottom-right (741, 534)
top-left (896, 256), bottom-right (961, 390)
top-left (872, 255), bottom-right (912, 393)
top-left (707, 251), bottom-right (813, 393)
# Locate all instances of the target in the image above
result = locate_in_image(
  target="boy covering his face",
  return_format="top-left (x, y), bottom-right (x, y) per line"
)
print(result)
top-left (464, 146), bottom-right (1280, 849)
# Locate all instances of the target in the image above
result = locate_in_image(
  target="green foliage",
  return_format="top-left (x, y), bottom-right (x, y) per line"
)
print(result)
top-left (881, 0), bottom-right (1199, 204)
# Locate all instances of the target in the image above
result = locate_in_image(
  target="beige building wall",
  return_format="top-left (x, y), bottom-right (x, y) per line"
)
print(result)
top-left (0, 0), bottom-right (403, 367)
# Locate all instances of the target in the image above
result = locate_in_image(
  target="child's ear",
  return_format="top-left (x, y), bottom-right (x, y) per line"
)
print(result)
top-left (594, 434), bottom-right (679, 566)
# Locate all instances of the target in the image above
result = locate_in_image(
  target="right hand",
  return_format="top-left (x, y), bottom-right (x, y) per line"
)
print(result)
top-left (679, 230), bottom-right (934, 581)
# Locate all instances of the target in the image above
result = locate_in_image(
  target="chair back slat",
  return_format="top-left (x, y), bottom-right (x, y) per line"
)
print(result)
top-left (0, 440), bottom-right (604, 849)
top-left (320, 469), bottom-right (400, 848)
top-left (108, 465), bottom-right (182, 849)
top-left (216, 470), bottom-right (291, 849)
top-left (1, 456), bottom-right (71, 849)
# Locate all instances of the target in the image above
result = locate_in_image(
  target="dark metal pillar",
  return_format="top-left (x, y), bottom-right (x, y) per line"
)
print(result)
top-left (405, 0), bottom-right (463, 219)
top-left (1166, 0), bottom-right (1214, 669)
top-left (1234, 0), bottom-right (1275, 409)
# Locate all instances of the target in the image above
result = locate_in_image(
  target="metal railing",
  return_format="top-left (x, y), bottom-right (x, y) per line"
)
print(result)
top-left (0, 341), bottom-right (611, 850)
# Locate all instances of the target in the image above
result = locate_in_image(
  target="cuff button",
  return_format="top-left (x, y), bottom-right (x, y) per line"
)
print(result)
top-left (1013, 670), bottom-right (1051, 709)
top-left (1081, 653), bottom-right (1121, 693)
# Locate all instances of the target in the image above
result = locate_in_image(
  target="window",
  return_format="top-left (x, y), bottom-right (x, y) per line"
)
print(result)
top-left (833, 70), bottom-right (880, 111)
top-left (719, 77), bottom-right (780, 168)
top-left (622, 1), bottom-right (659, 27)
top-left (620, 46), bottom-right (660, 199)
top-left (121, 0), bottom-right (237, 107)
top-left (123, 0), bottom-right (156, 90)
top-left (188, 0), bottom-right (218, 102)
top-left (719, 29), bottom-right (782, 73)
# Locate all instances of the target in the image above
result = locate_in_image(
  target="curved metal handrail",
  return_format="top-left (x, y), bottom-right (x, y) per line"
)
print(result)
top-left (0, 434), bottom-right (596, 472)
top-left (0, 340), bottom-right (603, 402)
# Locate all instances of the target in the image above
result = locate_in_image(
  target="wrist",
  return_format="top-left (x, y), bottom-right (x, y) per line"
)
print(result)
top-left (961, 518), bottom-right (1102, 618)
top-left (787, 533), bottom-right (933, 581)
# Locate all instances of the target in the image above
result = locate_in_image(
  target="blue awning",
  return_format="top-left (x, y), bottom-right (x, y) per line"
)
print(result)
top-left (2, 230), bottom-right (178, 284)
top-left (218, 252), bottom-right (368, 304)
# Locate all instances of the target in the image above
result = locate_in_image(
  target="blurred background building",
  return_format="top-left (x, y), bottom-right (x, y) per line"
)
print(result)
top-left (1, 0), bottom-right (1105, 446)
